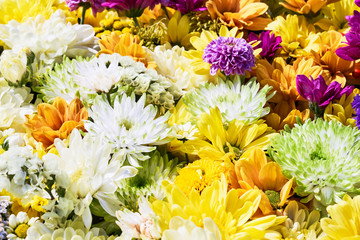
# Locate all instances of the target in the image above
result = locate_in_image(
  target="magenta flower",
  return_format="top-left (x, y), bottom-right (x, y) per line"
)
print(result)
top-left (248, 31), bottom-right (282, 61)
top-left (165, 0), bottom-right (206, 14)
top-left (102, 0), bottom-right (159, 17)
top-left (352, 94), bottom-right (360, 129)
top-left (356, 0), bottom-right (360, 7)
top-left (65, 0), bottom-right (105, 16)
top-left (203, 37), bottom-right (255, 76)
top-left (296, 75), bottom-right (354, 108)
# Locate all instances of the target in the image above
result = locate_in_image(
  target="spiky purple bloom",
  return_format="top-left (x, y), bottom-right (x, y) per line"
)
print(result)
top-left (165, 0), bottom-right (206, 14)
top-left (65, 0), bottom-right (105, 16)
top-left (102, 0), bottom-right (159, 15)
top-left (248, 31), bottom-right (282, 61)
top-left (352, 94), bottom-right (360, 128)
top-left (296, 75), bottom-right (354, 108)
top-left (336, 10), bottom-right (360, 61)
top-left (203, 37), bottom-right (255, 76)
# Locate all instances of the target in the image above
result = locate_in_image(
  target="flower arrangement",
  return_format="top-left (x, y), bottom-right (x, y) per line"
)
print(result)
top-left (0, 0), bottom-right (359, 239)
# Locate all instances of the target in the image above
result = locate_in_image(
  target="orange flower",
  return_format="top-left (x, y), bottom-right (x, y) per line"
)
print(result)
top-left (97, 32), bottom-right (155, 68)
top-left (206, 0), bottom-right (272, 30)
top-left (25, 97), bottom-right (88, 148)
top-left (256, 57), bottom-right (323, 103)
top-left (280, 0), bottom-right (337, 14)
top-left (235, 148), bottom-right (294, 215)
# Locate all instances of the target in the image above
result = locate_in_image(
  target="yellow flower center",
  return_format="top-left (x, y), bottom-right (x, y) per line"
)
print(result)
top-left (14, 223), bottom-right (29, 238)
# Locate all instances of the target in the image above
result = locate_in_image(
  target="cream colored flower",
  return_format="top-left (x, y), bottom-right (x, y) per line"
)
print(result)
top-left (0, 49), bottom-right (27, 84)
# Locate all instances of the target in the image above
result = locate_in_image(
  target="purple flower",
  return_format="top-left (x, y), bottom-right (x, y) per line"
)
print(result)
top-left (356, 0), bottom-right (360, 7)
top-left (66, 0), bottom-right (105, 16)
top-left (165, 0), bottom-right (206, 14)
top-left (203, 37), bottom-right (255, 76)
top-left (352, 94), bottom-right (360, 128)
top-left (296, 75), bottom-right (354, 108)
top-left (248, 31), bottom-right (282, 61)
top-left (101, 0), bottom-right (159, 17)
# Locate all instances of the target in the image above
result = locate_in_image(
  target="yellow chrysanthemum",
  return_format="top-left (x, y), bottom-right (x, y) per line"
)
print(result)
top-left (265, 106), bottom-right (311, 131)
top-left (308, 30), bottom-right (354, 86)
top-left (256, 57), bottom-right (323, 103)
top-left (320, 195), bottom-right (360, 240)
top-left (166, 11), bottom-right (200, 49)
top-left (280, 0), bottom-right (337, 15)
top-left (315, 0), bottom-right (360, 32)
top-left (65, 6), bottom-right (117, 28)
top-left (324, 88), bottom-right (360, 127)
top-left (151, 177), bottom-right (287, 239)
top-left (181, 107), bottom-right (277, 161)
top-left (175, 159), bottom-right (235, 196)
top-left (0, 0), bottom-right (62, 24)
top-left (235, 148), bottom-right (294, 215)
top-left (183, 25), bottom-right (243, 76)
top-left (206, 0), bottom-right (272, 30)
top-left (266, 15), bottom-right (318, 57)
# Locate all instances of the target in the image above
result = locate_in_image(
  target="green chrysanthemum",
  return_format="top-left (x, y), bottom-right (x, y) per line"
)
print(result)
top-left (183, 76), bottom-right (273, 123)
top-left (269, 119), bottom-right (360, 211)
top-left (116, 150), bottom-right (181, 211)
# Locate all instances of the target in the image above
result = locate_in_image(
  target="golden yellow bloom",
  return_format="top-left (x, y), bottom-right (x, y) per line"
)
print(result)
top-left (256, 57), bottom-right (323, 103)
top-left (181, 107), bottom-right (277, 161)
top-left (138, 4), bottom-right (171, 24)
top-left (320, 195), bottom-right (360, 240)
top-left (0, 0), bottom-right (62, 24)
top-left (280, 0), bottom-right (337, 14)
top-left (315, 0), bottom-right (360, 32)
top-left (183, 25), bottom-right (243, 77)
top-left (309, 31), bottom-right (354, 86)
top-left (265, 109), bottom-right (311, 131)
top-left (266, 15), bottom-right (318, 57)
top-left (235, 148), bottom-right (294, 215)
top-left (97, 32), bottom-right (155, 68)
top-left (25, 97), bottom-right (88, 148)
top-left (166, 11), bottom-right (200, 49)
top-left (9, 196), bottom-right (47, 218)
top-left (324, 88), bottom-right (360, 127)
top-left (175, 159), bottom-right (235, 196)
top-left (206, 0), bottom-right (272, 30)
top-left (65, 7), bottom-right (117, 27)
top-left (151, 177), bottom-right (287, 239)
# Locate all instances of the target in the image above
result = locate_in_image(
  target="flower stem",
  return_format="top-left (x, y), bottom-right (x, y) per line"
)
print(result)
top-left (162, 6), bottom-right (170, 19)
top-left (80, 6), bottom-right (89, 24)
top-left (133, 16), bottom-right (140, 27)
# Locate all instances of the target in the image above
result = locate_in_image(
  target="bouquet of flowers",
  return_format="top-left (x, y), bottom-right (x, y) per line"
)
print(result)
top-left (0, 0), bottom-right (359, 239)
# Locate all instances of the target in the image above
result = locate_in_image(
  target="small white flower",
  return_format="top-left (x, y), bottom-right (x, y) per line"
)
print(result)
top-left (0, 49), bottom-right (27, 84)
top-left (7, 212), bottom-right (38, 240)
top-left (85, 94), bottom-right (174, 167)
top-left (172, 122), bottom-right (199, 141)
top-left (116, 197), bottom-right (161, 240)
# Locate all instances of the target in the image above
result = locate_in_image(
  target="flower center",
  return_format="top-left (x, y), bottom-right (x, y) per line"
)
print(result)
top-left (265, 190), bottom-right (281, 209)
top-left (14, 223), bottom-right (29, 238)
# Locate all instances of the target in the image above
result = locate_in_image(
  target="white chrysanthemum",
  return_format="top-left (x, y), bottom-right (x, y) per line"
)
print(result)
top-left (116, 197), bottom-right (161, 240)
top-left (72, 54), bottom-right (124, 93)
top-left (162, 217), bottom-right (221, 240)
top-left (183, 77), bottom-right (273, 123)
top-left (0, 82), bottom-right (33, 132)
top-left (0, 145), bottom-right (47, 202)
top-left (84, 94), bottom-right (174, 167)
top-left (150, 44), bottom-right (209, 91)
top-left (0, 10), bottom-right (98, 73)
top-left (42, 129), bottom-right (137, 228)
top-left (0, 49), bottom-right (27, 84)
top-left (6, 212), bottom-right (38, 240)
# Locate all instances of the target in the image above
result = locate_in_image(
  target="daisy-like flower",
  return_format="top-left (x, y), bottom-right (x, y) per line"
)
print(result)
top-left (25, 97), bottom-right (88, 148)
top-left (235, 148), bottom-right (294, 215)
top-left (175, 159), bottom-right (234, 196)
top-left (202, 37), bottom-right (255, 76)
top-left (151, 177), bottom-right (286, 239)
top-left (269, 119), bottom-right (360, 211)
top-left (116, 197), bottom-right (161, 240)
top-left (280, 0), bottom-right (336, 14)
top-left (248, 31), bottom-right (282, 61)
top-left (320, 195), bottom-right (360, 240)
top-left (181, 107), bottom-right (277, 161)
top-left (162, 216), bottom-right (221, 240)
top-left (0, 10), bottom-right (98, 73)
top-left (278, 201), bottom-right (324, 239)
top-left (206, 0), bottom-right (272, 30)
top-left (84, 94), bottom-right (174, 167)
top-left (42, 129), bottom-right (137, 228)
top-left (116, 150), bottom-right (181, 211)
top-left (6, 212), bottom-right (38, 239)
top-left (183, 77), bottom-right (272, 123)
